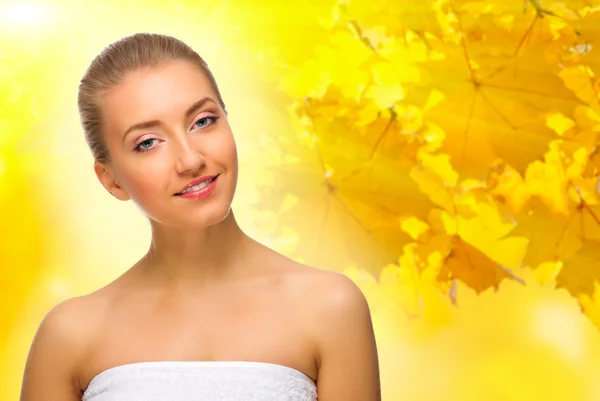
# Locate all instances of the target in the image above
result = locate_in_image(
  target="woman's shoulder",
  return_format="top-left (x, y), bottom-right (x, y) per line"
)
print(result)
top-left (47, 291), bottom-right (110, 347)
top-left (24, 292), bottom-right (107, 395)
top-left (277, 257), bottom-right (363, 297)
top-left (39, 291), bottom-right (107, 346)
top-left (276, 260), bottom-right (374, 364)
top-left (274, 257), bottom-right (368, 316)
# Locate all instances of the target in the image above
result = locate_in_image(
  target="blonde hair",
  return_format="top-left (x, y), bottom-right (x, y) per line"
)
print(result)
top-left (78, 33), bottom-right (226, 164)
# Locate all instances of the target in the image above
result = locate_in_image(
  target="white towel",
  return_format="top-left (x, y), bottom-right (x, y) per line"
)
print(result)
top-left (82, 361), bottom-right (317, 401)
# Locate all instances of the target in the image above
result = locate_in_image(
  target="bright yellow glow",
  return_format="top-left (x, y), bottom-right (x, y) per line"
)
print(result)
top-left (3, 1), bottom-right (600, 400)
top-left (0, 3), bottom-right (51, 27)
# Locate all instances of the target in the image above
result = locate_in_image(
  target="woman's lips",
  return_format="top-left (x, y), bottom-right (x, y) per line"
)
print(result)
top-left (175, 175), bottom-right (219, 199)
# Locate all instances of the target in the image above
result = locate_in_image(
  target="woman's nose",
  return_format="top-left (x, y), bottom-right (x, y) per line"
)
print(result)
top-left (174, 136), bottom-right (205, 175)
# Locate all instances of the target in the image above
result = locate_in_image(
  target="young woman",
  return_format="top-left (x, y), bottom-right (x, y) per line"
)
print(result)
top-left (20, 33), bottom-right (381, 401)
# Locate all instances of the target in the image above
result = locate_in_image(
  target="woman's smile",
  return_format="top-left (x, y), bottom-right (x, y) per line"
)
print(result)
top-left (174, 174), bottom-right (220, 199)
top-left (93, 59), bottom-right (239, 228)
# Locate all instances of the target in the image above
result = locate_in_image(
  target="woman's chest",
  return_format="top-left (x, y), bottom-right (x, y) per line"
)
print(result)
top-left (79, 288), bottom-right (316, 391)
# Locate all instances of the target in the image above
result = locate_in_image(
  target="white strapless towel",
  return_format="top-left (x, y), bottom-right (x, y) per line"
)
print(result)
top-left (81, 361), bottom-right (318, 401)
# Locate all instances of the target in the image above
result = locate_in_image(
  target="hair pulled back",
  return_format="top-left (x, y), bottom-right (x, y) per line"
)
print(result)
top-left (78, 33), bottom-right (226, 163)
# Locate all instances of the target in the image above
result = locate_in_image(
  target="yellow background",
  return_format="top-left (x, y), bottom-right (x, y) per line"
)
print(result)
top-left (3, 1), bottom-right (600, 400)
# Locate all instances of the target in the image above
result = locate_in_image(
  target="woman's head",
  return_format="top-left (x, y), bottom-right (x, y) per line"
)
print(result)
top-left (78, 33), bottom-right (238, 228)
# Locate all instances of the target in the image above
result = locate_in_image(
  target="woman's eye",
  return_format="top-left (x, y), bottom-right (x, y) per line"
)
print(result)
top-left (192, 116), bottom-right (219, 130)
top-left (134, 138), bottom-right (157, 152)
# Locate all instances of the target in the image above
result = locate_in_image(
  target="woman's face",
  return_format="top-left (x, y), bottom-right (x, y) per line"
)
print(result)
top-left (95, 60), bottom-right (238, 229)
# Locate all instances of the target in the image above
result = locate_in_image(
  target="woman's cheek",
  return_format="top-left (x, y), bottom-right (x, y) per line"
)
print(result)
top-left (200, 133), bottom-right (236, 166)
top-left (220, 132), bottom-right (238, 164)
top-left (125, 166), bottom-right (165, 200)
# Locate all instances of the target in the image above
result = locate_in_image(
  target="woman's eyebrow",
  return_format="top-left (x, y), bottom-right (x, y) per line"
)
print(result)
top-left (184, 97), bottom-right (216, 120)
top-left (121, 97), bottom-right (217, 142)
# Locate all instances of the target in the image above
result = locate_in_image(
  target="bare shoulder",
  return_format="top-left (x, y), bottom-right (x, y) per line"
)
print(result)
top-left (277, 262), bottom-right (374, 345)
top-left (20, 294), bottom-right (102, 400)
top-left (281, 263), bottom-right (370, 314)
top-left (281, 263), bottom-right (381, 400)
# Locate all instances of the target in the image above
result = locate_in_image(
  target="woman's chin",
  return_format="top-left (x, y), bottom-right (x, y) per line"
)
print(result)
top-left (146, 204), bottom-right (233, 230)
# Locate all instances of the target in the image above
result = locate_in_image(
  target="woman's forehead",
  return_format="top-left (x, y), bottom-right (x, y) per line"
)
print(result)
top-left (101, 61), bottom-right (218, 135)
top-left (114, 61), bottom-right (214, 101)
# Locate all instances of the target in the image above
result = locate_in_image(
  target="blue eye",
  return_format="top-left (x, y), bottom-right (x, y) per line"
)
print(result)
top-left (134, 138), bottom-right (157, 152)
top-left (192, 116), bottom-right (219, 130)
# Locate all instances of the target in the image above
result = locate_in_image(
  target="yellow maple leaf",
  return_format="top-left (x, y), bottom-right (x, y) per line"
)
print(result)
top-left (546, 112), bottom-right (576, 136)
top-left (559, 65), bottom-right (598, 105)
top-left (399, 216), bottom-right (431, 240)
top-left (438, 236), bottom-right (520, 293)
top-left (486, 161), bottom-right (531, 213)
top-left (558, 240), bottom-right (600, 297)
top-left (533, 260), bottom-right (564, 288)
top-left (524, 144), bottom-right (570, 215)
top-left (579, 281), bottom-right (600, 330)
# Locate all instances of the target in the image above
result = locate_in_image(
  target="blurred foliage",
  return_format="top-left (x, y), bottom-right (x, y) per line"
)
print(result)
top-left (254, 0), bottom-right (600, 298)
top-left (3, 0), bottom-right (600, 400)
top-left (245, 0), bottom-right (600, 398)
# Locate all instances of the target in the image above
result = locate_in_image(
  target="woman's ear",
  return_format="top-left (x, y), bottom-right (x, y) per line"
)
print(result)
top-left (93, 160), bottom-right (130, 201)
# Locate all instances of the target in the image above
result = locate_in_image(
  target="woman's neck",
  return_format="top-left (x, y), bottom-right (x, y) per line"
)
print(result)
top-left (136, 211), bottom-right (256, 290)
